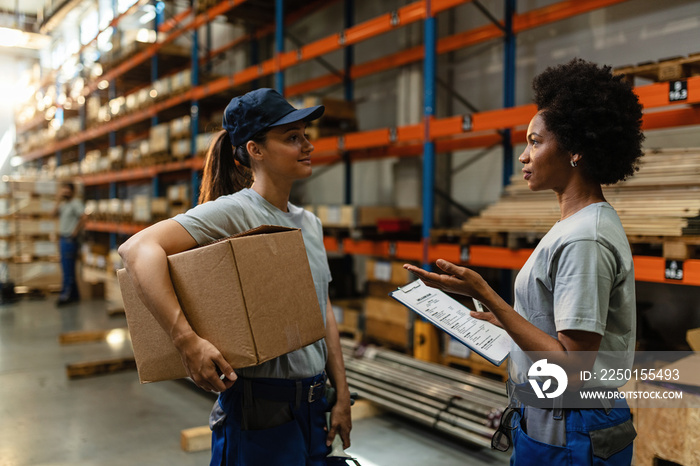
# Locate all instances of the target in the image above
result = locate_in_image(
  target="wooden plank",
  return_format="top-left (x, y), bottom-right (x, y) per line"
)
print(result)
top-left (351, 399), bottom-right (385, 420)
top-left (66, 357), bottom-right (136, 379)
top-left (181, 426), bottom-right (211, 453)
top-left (58, 328), bottom-right (129, 345)
top-left (107, 305), bottom-right (126, 317)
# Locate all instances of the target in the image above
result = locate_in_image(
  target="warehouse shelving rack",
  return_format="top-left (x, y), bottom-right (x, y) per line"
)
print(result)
top-left (17, 0), bottom-right (700, 287)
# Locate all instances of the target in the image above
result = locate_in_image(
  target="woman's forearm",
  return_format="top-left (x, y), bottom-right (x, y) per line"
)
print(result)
top-left (118, 220), bottom-right (199, 344)
top-left (324, 298), bottom-right (351, 402)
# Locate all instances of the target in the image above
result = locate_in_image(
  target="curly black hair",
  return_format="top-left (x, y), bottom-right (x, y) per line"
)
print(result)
top-left (532, 58), bottom-right (645, 185)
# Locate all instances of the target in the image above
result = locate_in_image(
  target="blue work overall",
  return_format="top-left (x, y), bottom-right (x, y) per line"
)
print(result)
top-left (508, 399), bottom-right (635, 466)
top-left (210, 373), bottom-right (330, 466)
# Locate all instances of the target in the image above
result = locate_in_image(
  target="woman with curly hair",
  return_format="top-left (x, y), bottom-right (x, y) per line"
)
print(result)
top-left (405, 58), bottom-right (644, 465)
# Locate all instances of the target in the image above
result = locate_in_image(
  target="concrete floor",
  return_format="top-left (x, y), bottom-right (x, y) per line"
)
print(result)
top-left (0, 296), bottom-right (509, 466)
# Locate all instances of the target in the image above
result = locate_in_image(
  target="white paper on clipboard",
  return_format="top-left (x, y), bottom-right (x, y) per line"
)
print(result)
top-left (390, 279), bottom-right (511, 366)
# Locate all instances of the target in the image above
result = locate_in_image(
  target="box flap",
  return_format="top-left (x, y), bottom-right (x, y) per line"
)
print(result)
top-left (202, 225), bottom-right (297, 248)
top-left (231, 229), bottom-right (326, 363)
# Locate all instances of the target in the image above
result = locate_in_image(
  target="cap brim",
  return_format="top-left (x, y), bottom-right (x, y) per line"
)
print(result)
top-left (270, 105), bottom-right (325, 127)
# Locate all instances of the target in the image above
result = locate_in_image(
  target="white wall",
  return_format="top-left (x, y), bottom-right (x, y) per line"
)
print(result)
top-left (277, 0), bottom-right (700, 219)
top-left (0, 53), bottom-right (38, 176)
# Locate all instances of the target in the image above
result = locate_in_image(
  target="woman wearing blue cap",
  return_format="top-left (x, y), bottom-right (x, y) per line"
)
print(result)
top-left (119, 88), bottom-right (352, 465)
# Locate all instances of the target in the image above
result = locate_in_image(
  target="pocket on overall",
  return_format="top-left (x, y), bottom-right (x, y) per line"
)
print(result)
top-left (589, 418), bottom-right (636, 465)
top-left (511, 422), bottom-right (572, 466)
top-left (239, 419), bottom-right (305, 466)
top-left (242, 397), bottom-right (294, 431)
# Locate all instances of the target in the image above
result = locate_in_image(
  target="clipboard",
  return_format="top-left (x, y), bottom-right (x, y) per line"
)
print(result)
top-left (390, 279), bottom-right (511, 366)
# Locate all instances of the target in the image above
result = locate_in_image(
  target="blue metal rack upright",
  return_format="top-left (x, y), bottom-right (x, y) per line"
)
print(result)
top-left (190, 1), bottom-right (201, 208)
top-left (275, 0), bottom-right (285, 94)
top-left (343, 0), bottom-right (354, 206)
top-left (500, 0), bottom-right (516, 306)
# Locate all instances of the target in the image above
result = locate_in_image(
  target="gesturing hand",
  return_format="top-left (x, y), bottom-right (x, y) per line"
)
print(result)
top-left (404, 259), bottom-right (505, 329)
top-left (403, 259), bottom-right (487, 298)
top-left (174, 332), bottom-right (237, 392)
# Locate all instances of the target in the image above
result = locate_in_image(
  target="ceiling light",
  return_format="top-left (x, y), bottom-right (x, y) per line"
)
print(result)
top-left (0, 27), bottom-right (51, 50)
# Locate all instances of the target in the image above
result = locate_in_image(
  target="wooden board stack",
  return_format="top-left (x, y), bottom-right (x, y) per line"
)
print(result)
top-left (462, 148), bottom-right (700, 239)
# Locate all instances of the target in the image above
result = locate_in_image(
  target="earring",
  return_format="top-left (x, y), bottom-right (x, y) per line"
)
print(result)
top-left (570, 160), bottom-right (578, 168)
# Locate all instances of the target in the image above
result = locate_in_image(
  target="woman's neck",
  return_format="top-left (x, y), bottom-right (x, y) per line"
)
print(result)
top-left (555, 181), bottom-right (606, 221)
top-left (251, 179), bottom-right (292, 212)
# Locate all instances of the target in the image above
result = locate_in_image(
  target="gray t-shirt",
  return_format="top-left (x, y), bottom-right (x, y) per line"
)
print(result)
top-left (59, 198), bottom-right (85, 237)
top-left (172, 188), bottom-right (330, 379)
top-left (508, 202), bottom-right (636, 445)
top-left (509, 202), bottom-right (636, 388)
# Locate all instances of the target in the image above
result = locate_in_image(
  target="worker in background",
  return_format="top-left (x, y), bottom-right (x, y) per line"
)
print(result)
top-left (406, 58), bottom-right (643, 465)
top-left (54, 182), bottom-right (86, 307)
top-left (119, 88), bottom-right (352, 466)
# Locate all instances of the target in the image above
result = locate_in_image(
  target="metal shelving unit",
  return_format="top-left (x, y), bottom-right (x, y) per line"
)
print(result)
top-left (16, 0), bottom-right (700, 288)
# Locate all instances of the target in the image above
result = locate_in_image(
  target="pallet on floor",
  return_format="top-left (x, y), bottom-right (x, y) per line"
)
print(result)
top-left (58, 327), bottom-right (130, 345)
top-left (65, 356), bottom-right (136, 379)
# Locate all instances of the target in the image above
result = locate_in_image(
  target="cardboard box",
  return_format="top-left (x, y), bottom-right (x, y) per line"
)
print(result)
top-left (316, 205), bottom-right (355, 228)
top-left (365, 258), bottom-right (413, 286)
top-left (117, 225), bottom-right (326, 383)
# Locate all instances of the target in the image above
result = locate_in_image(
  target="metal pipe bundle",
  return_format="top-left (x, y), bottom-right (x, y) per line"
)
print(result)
top-left (340, 339), bottom-right (508, 448)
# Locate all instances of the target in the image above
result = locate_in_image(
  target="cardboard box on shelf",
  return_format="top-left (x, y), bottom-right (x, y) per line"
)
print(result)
top-left (363, 296), bottom-right (410, 348)
top-left (117, 225), bottom-right (326, 383)
top-left (149, 123), bottom-right (170, 155)
top-left (17, 219), bottom-right (58, 236)
top-left (364, 296), bottom-right (408, 327)
top-left (132, 195), bottom-right (151, 223)
top-left (365, 258), bottom-right (413, 286)
top-left (150, 198), bottom-right (169, 219)
top-left (8, 261), bottom-right (61, 288)
top-left (364, 318), bottom-right (409, 348)
top-left (167, 184), bottom-right (190, 204)
top-left (13, 197), bottom-right (55, 216)
top-left (316, 205), bottom-right (355, 228)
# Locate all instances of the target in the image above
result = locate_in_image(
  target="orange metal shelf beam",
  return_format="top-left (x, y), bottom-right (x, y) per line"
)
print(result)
top-left (200, 0), bottom-right (340, 66)
top-left (80, 158), bottom-right (204, 186)
top-left (328, 239), bottom-right (700, 286)
top-left (288, 0), bottom-right (631, 98)
top-left (159, 7), bottom-right (192, 34)
top-left (85, 221), bottom-right (146, 236)
top-left (22, 75), bottom-right (699, 163)
top-left (634, 256), bottom-right (700, 287)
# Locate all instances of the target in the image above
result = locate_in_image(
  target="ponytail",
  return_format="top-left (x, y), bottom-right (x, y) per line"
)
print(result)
top-left (198, 130), bottom-right (252, 204)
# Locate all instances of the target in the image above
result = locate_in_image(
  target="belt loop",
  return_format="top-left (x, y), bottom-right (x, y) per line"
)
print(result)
top-left (601, 395), bottom-right (613, 414)
top-left (295, 380), bottom-right (302, 409)
top-left (552, 395), bottom-right (563, 420)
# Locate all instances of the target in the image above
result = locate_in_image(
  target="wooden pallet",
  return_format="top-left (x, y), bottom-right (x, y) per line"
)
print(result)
top-left (58, 328), bottom-right (130, 345)
top-left (65, 356), bottom-right (136, 379)
top-left (443, 355), bottom-right (508, 382)
top-left (614, 52), bottom-right (700, 83)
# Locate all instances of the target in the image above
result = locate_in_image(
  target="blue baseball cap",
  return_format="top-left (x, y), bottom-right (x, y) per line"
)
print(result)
top-left (222, 88), bottom-right (324, 147)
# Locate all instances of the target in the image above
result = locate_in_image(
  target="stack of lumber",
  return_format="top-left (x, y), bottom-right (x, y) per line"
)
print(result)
top-left (462, 148), bottom-right (700, 238)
